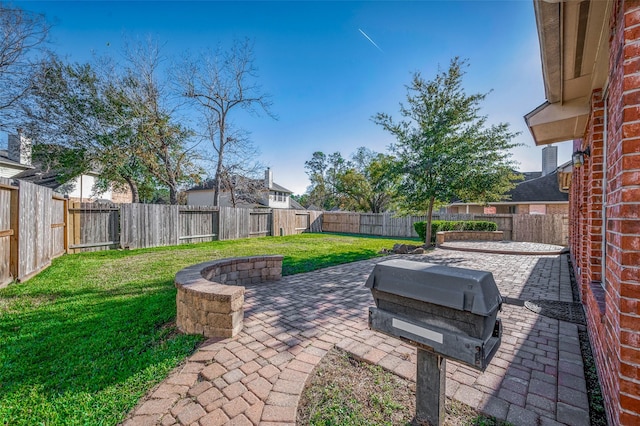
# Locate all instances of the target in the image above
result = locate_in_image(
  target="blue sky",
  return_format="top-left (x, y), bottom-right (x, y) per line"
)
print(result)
top-left (14, 0), bottom-right (569, 195)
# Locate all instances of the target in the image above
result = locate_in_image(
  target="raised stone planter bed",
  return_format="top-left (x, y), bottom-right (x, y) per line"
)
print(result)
top-left (175, 255), bottom-right (283, 338)
top-left (436, 231), bottom-right (504, 246)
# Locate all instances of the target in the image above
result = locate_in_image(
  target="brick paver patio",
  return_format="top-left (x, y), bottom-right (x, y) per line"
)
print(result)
top-left (122, 248), bottom-right (589, 426)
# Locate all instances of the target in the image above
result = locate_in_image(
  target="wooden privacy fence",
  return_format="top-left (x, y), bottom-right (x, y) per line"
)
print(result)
top-left (322, 212), bottom-right (568, 246)
top-left (2, 187), bottom-right (569, 285)
top-left (0, 178), bottom-right (66, 286)
top-left (66, 204), bottom-right (323, 252)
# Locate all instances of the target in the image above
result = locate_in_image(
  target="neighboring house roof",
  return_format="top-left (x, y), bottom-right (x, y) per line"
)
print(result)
top-left (13, 164), bottom-right (102, 192)
top-left (507, 171), bottom-right (568, 203)
top-left (12, 166), bottom-right (63, 189)
top-left (186, 179), bottom-right (220, 192)
top-left (450, 169), bottom-right (569, 206)
top-left (521, 171), bottom-right (542, 181)
top-left (269, 182), bottom-right (293, 194)
top-left (289, 198), bottom-right (305, 210)
top-left (186, 179), bottom-right (293, 195)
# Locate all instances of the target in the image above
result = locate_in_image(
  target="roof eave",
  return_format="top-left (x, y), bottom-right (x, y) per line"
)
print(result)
top-left (527, 0), bottom-right (612, 146)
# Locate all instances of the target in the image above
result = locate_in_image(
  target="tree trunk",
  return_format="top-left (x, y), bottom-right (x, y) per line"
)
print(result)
top-left (213, 125), bottom-right (225, 207)
top-left (125, 176), bottom-right (140, 203)
top-left (169, 185), bottom-right (178, 205)
top-left (425, 196), bottom-right (435, 245)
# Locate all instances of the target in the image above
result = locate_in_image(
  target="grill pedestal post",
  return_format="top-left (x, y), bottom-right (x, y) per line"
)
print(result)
top-left (416, 348), bottom-right (445, 426)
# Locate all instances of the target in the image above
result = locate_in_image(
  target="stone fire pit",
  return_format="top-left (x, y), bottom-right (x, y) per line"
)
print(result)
top-left (175, 255), bottom-right (283, 338)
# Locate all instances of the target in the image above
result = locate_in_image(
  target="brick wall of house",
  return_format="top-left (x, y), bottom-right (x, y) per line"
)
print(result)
top-left (610, 3), bottom-right (640, 424)
top-left (571, 2), bottom-right (640, 424)
top-left (545, 203), bottom-right (569, 215)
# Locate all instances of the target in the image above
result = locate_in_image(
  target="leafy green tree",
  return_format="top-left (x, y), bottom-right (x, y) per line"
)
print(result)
top-left (334, 147), bottom-right (398, 213)
top-left (304, 151), bottom-right (349, 210)
top-left (304, 148), bottom-right (398, 213)
top-left (118, 40), bottom-right (203, 204)
top-left (24, 46), bottom-right (203, 204)
top-left (291, 193), bottom-right (310, 208)
top-left (373, 58), bottom-right (521, 244)
top-left (23, 57), bottom-right (149, 202)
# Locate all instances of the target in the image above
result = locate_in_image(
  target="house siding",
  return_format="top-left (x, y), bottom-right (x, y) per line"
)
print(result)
top-left (570, 2), bottom-right (640, 424)
top-left (0, 164), bottom-right (28, 178)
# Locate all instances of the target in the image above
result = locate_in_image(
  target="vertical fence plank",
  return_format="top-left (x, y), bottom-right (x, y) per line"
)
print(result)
top-left (0, 178), bottom-right (17, 287)
top-left (11, 180), bottom-right (56, 281)
top-left (178, 206), bottom-right (219, 244)
top-left (50, 195), bottom-right (66, 258)
top-left (308, 211), bottom-right (323, 233)
top-left (322, 212), bottom-right (360, 233)
top-left (120, 204), bottom-right (179, 249)
top-left (249, 209), bottom-right (272, 237)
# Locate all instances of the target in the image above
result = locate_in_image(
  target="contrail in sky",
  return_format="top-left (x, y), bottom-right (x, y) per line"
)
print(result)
top-left (358, 28), bottom-right (383, 52)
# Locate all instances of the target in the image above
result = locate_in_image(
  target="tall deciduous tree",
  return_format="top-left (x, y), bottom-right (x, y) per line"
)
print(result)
top-left (373, 58), bottom-right (521, 244)
top-left (119, 40), bottom-right (203, 204)
top-left (304, 151), bottom-right (349, 210)
top-left (0, 3), bottom-right (48, 130)
top-left (24, 43), bottom-right (203, 204)
top-left (304, 148), bottom-right (398, 212)
top-left (23, 57), bottom-right (148, 202)
top-left (178, 39), bottom-right (274, 206)
top-left (334, 147), bottom-right (398, 213)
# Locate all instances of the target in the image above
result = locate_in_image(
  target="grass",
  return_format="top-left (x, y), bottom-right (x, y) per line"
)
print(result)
top-left (0, 232), bottom-right (419, 425)
top-left (298, 348), bottom-right (512, 426)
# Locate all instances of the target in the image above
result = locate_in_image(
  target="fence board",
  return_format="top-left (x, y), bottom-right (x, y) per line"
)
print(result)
top-left (0, 177), bottom-right (16, 287)
top-left (68, 202), bottom-right (120, 253)
top-left (179, 206), bottom-right (219, 244)
top-left (271, 209), bottom-right (306, 235)
top-left (322, 211), bottom-right (568, 245)
top-left (512, 214), bottom-right (567, 246)
top-left (384, 213), bottom-right (427, 238)
top-left (250, 209), bottom-right (272, 237)
top-left (322, 212), bottom-right (360, 234)
top-left (219, 206), bottom-right (250, 240)
top-left (474, 214), bottom-right (514, 241)
top-left (120, 204), bottom-right (179, 249)
top-left (359, 213), bottom-right (383, 235)
top-left (308, 211), bottom-right (323, 233)
top-left (50, 197), bottom-right (66, 258)
top-left (14, 180), bottom-right (59, 281)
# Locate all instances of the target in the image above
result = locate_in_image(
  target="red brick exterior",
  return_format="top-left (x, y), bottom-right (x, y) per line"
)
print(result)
top-left (570, 2), bottom-right (640, 424)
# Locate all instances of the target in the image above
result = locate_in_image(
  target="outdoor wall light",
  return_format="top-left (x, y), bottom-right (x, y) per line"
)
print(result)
top-left (572, 146), bottom-right (591, 168)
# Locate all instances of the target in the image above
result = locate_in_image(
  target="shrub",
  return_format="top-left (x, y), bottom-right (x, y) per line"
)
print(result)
top-left (414, 220), bottom-right (498, 242)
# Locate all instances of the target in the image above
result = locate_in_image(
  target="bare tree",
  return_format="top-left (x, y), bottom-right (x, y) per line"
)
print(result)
top-left (177, 39), bottom-right (274, 206)
top-left (0, 3), bottom-right (48, 130)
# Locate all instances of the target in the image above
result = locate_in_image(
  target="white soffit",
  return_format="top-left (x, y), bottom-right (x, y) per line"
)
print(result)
top-left (525, 98), bottom-right (589, 145)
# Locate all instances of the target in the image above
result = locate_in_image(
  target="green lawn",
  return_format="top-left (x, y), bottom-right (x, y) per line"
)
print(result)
top-left (0, 233), bottom-right (419, 425)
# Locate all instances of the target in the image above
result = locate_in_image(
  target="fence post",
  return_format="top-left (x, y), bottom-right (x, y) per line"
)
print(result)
top-left (9, 182), bottom-right (19, 281)
top-left (63, 198), bottom-right (69, 253)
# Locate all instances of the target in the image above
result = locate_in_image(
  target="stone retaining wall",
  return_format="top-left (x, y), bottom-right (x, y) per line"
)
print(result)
top-left (175, 255), bottom-right (283, 338)
top-left (436, 231), bottom-right (504, 245)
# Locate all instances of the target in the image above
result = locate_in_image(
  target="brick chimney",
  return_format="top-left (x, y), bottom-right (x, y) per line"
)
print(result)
top-left (541, 145), bottom-right (557, 176)
top-left (7, 130), bottom-right (31, 166)
top-left (264, 168), bottom-right (273, 189)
